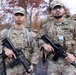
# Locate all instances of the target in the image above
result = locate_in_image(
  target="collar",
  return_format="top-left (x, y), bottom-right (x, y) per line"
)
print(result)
top-left (54, 18), bottom-right (69, 26)
top-left (12, 26), bottom-right (25, 33)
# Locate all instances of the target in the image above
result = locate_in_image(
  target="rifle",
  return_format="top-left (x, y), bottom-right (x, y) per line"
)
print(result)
top-left (41, 34), bottom-right (76, 68)
top-left (2, 47), bottom-right (7, 75)
top-left (2, 37), bottom-right (31, 74)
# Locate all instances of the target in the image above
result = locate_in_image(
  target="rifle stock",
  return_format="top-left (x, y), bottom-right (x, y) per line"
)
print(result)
top-left (2, 47), bottom-right (7, 75)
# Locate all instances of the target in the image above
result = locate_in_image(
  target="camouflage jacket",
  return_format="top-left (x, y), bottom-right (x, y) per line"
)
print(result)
top-left (0, 26), bottom-right (40, 65)
top-left (36, 17), bottom-right (76, 53)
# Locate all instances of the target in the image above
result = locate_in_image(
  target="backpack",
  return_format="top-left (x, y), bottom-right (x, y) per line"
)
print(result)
top-left (3, 26), bottom-right (33, 48)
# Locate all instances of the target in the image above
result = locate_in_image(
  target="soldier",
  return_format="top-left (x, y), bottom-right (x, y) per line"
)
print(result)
top-left (0, 6), bottom-right (40, 75)
top-left (36, 1), bottom-right (76, 75)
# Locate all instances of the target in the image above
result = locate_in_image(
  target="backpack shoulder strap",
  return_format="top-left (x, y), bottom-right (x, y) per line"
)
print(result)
top-left (25, 27), bottom-right (33, 47)
top-left (3, 26), bottom-right (11, 37)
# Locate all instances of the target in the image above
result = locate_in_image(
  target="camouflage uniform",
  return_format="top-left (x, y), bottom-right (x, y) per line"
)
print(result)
top-left (36, 17), bottom-right (76, 75)
top-left (0, 26), bottom-right (40, 75)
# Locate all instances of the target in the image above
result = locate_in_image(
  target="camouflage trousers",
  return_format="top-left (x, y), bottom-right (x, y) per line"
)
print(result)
top-left (47, 58), bottom-right (76, 75)
top-left (6, 65), bottom-right (27, 75)
top-left (6, 64), bottom-right (37, 75)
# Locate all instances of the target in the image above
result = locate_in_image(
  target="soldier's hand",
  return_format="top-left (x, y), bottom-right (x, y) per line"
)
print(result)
top-left (4, 47), bottom-right (16, 58)
top-left (65, 53), bottom-right (75, 63)
top-left (42, 43), bottom-right (54, 52)
top-left (26, 65), bottom-right (33, 75)
top-left (29, 65), bottom-right (33, 72)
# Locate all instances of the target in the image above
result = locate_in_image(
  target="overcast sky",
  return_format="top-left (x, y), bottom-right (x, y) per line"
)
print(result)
top-left (61, 0), bottom-right (76, 15)
top-left (45, 0), bottom-right (76, 15)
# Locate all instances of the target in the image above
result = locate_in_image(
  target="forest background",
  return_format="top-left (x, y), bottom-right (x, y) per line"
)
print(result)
top-left (0, 0), bottom-right (76, 31)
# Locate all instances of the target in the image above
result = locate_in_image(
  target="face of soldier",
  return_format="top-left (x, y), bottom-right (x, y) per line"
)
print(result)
top-left (52, 6), bottom-right (65, 19)
top-left (13, 13), bottom-right (25, 25)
